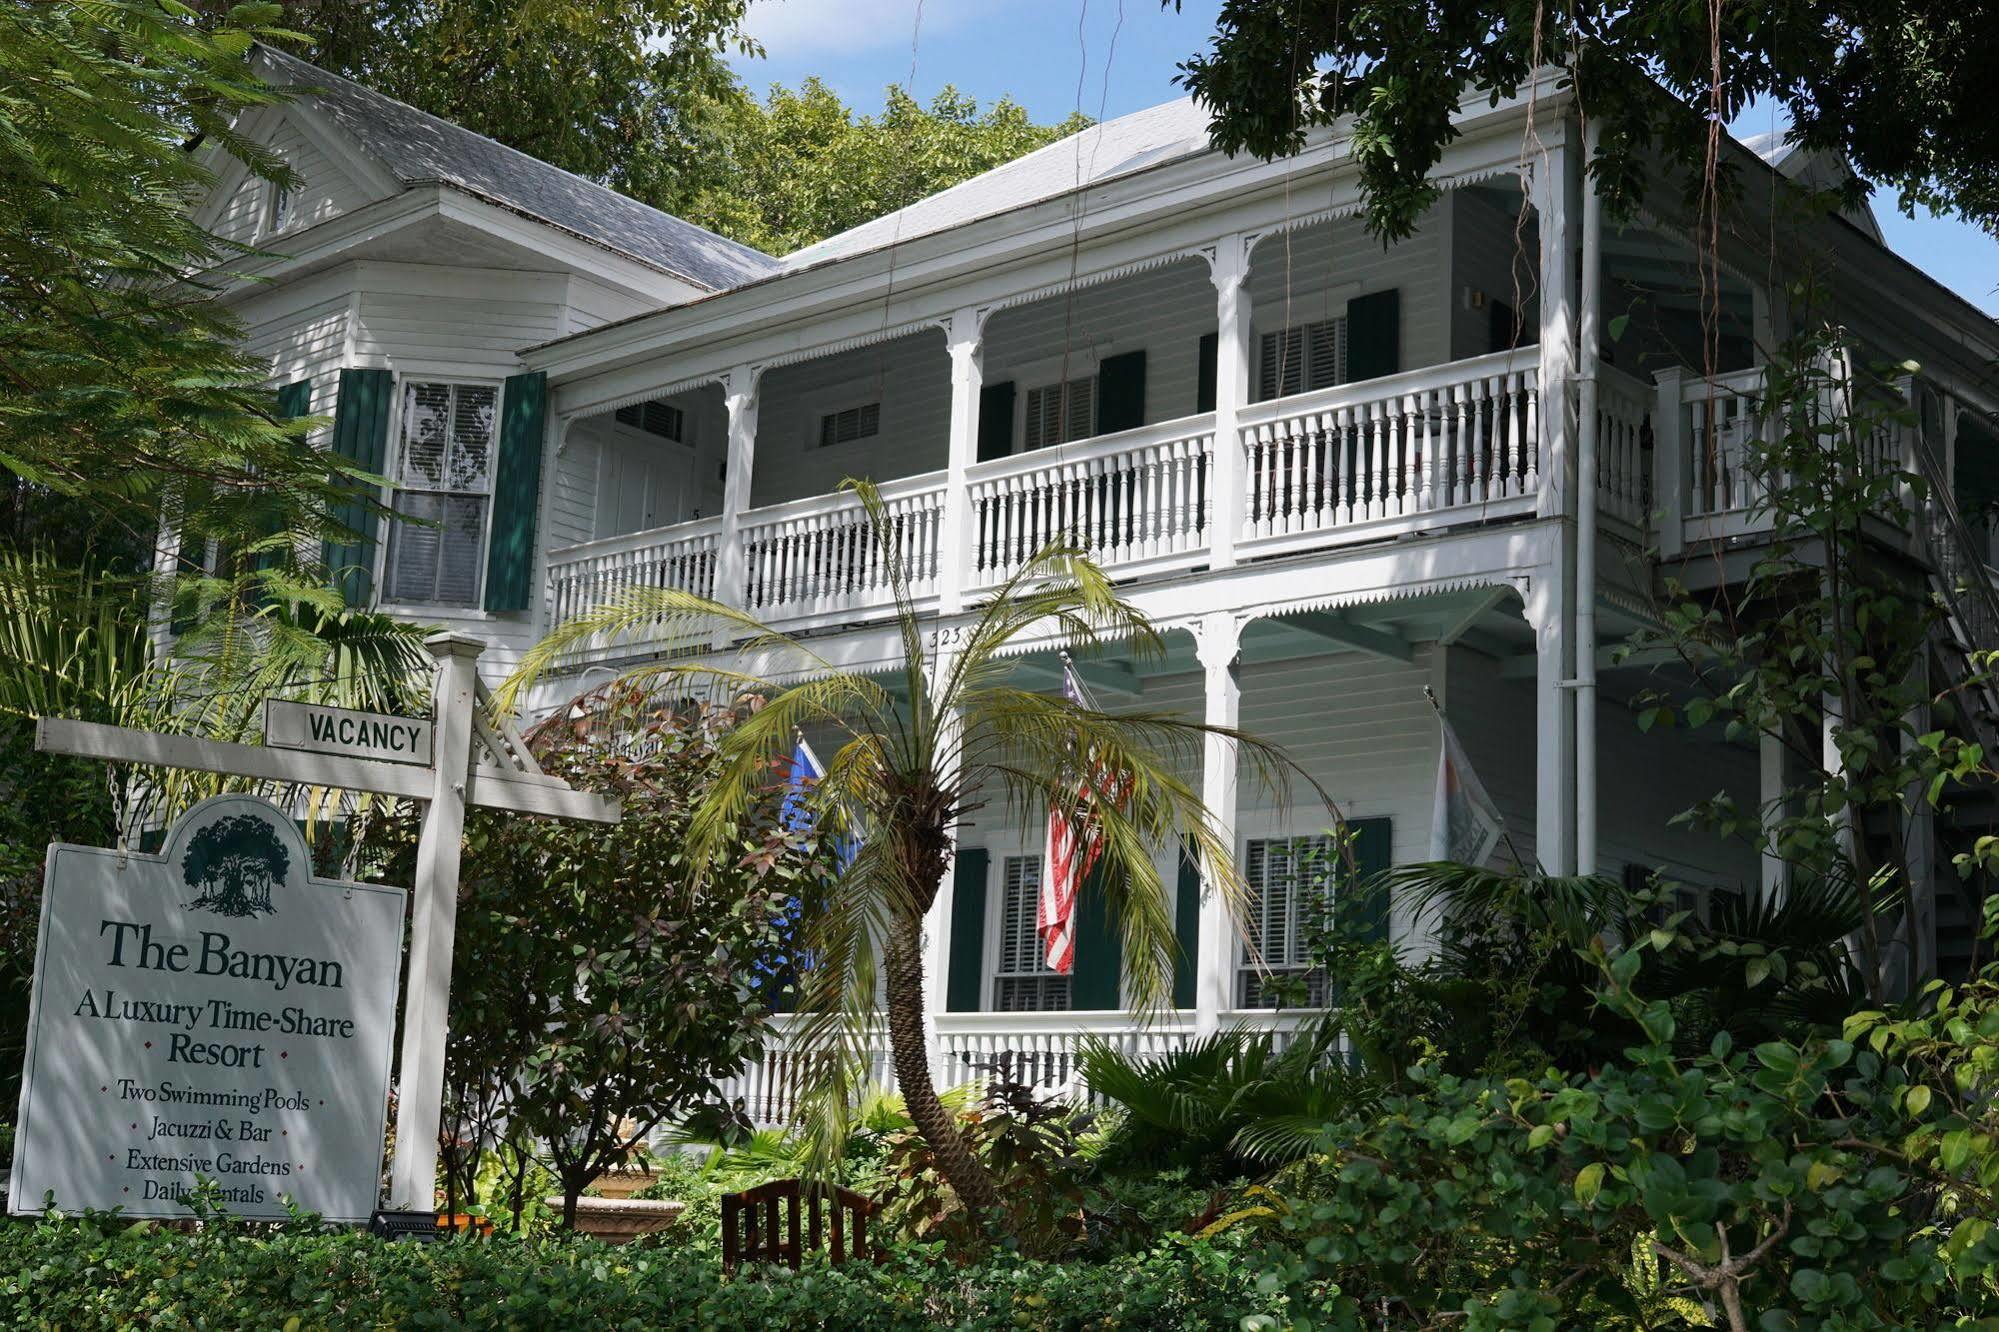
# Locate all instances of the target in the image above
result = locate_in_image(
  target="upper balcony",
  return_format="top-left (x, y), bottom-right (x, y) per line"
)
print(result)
top-left (535, 176), bottom-right (1780, 668)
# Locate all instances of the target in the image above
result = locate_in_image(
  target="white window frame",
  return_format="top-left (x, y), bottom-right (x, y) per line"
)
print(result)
top-left (376, 373), bottom-right (502, 613)
top-left (1254, 313), bottom-right (1348, 403)
top-left (263, 176), bottom-right (294, 238)
top-left (985, 845), bottom-right (1072, 1012)
top-left (1018, 375), bottom-right (1099, 452)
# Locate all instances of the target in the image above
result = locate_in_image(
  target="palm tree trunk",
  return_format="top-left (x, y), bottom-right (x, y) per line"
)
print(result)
top-left (882, 905), bottom-right (1004, 1220)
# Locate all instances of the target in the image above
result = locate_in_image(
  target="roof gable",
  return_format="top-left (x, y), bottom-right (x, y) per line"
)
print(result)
top-left (253, 46), bottom-right (780, 291)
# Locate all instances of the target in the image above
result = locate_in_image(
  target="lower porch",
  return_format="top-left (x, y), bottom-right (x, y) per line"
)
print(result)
top-left (713, 587), bottom-right (1764, 1128)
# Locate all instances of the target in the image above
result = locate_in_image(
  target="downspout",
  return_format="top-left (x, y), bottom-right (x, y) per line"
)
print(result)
top-left (1573, 119), bottom-right (1603, 876)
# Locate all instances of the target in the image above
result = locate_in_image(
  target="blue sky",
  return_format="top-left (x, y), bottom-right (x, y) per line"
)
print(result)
top-left (730, 0), bottom-right (1997, 317)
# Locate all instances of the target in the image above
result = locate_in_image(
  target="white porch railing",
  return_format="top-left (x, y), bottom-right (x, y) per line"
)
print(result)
top-left (1235, 347), bottom-right (1541, 555)
top-left (966, 415), bottom-right (1214, 585)
top-left (1595, 363), bottom-right (1653, 527)
top-left (713, 1009), bottom-right (1323, 1128)
top-left (1677, 366), bottom-right (1775, 535)
top-left (740, 473), bottom-right (946, 620)
top-left (543, 516), bottom-right (721, 664)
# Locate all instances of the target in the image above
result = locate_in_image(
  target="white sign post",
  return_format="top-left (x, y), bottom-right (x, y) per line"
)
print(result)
top-left (9, 795), bottom-right (405, 1221)
top-left (22, 632), bottom-right (620, 1221)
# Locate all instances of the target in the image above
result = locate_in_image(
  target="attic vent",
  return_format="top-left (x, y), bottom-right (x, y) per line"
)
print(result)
top-left (819, 402), bottom-right (881, 447)
top-left (615, 399), bottom-right (685, 442)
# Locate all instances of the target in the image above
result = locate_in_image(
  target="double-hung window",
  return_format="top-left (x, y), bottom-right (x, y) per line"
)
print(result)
top-left (1023, 378), bottom-right (1096, 449)
top-left (384, 380), bottom-right (496, 608)
top-left (1238, 834), bottom-right (1335, 1007)
top-left (993, 854), bottom-right (1070, 1011)
top-left (1257, 318), bottom-right (1346, 401)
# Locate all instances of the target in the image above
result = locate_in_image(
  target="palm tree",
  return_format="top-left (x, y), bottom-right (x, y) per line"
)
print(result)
top-left (501, 484), bottom-right (1302, 1224)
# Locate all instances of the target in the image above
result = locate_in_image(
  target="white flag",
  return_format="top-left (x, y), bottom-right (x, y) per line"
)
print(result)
top-left (1431, 712), bottom-right (1505, 865)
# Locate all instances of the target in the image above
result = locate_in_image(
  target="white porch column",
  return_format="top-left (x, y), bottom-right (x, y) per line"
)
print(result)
top-left (1524, 574), bottom-right (1575, 875)
top-left (1574, 120), bottom-right (1603, 877)
top-left (939, 309), bottom-right (985, 614)
top-left (1903, 655), bottom-right (1938, 987)
top-left (1193, 610), bottom-right (1245, 1035)
top-left (1207, 235), bottom-right (1252, 569)
top-left (713, 365), bottom-right (761, 623)
top-left (1760, 730), bottom-right (1787, 904)
top-left (1533, 133), bottom-right (1579, 523)
top-left (1653, 365), bottom-right (1687, 560)
top-left (921, 647), bottom-right (964, 1087)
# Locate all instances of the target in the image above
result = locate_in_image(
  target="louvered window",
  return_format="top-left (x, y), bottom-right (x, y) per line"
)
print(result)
top-left (1023, 378), bottom-right (1096, 450)
top-left (385, 380), bottom-right (496, 607)
top-left (819, 401), bottom-right (881, 447)
top-left (615, 399), bottom-right (685, 443)
top-left (1256, 319), bottom-right (1346, 401)
top-left (267, 179), bottom-right (294, 234)
top-left (994, 854), bottom-right (1070, 1011)
top-left (1237, 835), bottom-right (1334, 1008)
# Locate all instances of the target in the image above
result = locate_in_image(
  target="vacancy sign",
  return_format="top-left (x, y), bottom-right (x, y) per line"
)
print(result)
top-left (9, 795), bottom-right (406, 1222)
top-left (265, 700), bottom-right (432, 767)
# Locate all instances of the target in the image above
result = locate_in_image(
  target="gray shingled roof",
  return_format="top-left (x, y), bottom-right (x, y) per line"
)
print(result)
top-left (259, 46), bottom-right (778, 291)
top-left (782, 97), bottom-right (1215, 270)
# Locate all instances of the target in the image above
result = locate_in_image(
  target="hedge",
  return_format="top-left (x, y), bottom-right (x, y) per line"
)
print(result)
top-left (0, 1218), bottom-right (1278, 1330)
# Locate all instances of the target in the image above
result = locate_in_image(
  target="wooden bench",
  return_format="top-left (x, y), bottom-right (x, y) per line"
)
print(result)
top-left (720, 1178), bottom-right (881, 1274)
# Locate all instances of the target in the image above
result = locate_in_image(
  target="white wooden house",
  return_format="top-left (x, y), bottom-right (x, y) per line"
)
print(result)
top-left (186, 48), bottom-right (1999, 1120)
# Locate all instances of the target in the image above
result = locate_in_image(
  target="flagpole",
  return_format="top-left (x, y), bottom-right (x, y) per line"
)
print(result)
top-left (1424, 686), bottom-right (1528, 871)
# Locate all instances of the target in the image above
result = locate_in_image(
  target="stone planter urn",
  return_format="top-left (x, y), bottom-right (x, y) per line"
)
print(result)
top-left (549, 1195), bottom-right (686, 1244)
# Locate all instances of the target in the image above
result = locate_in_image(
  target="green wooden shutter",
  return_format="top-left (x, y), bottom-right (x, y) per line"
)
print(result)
top-left (1340, 817), bottom-right (1393, 943)
top-left (322, 367), bottom-right (394, 607)
top-left (1070, 863), bottom-right (1123, 1010)
top-left (1173, 840), bottom-right (1200, 1008)
top-left (485, 370), bottom-right (547, 612)
top-left (1346, 289), bottom-right (1401, 383)
top-left (946, 848), bottom-right (990, 1012)
top-left (977, 381), bottom-right (1015, 462)
top-left (1096, 349), bottom-right (1147, 434)
top-left (251, 379), bottom-right (315, 583)
top-left (1196, 333), bottom-right (1218, 414)
top-left (275, 379), bottom-right (312, 420)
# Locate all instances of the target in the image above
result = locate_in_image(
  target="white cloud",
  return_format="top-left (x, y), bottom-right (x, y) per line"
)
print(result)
top-left (739, 0), bottom-right (1000, 61)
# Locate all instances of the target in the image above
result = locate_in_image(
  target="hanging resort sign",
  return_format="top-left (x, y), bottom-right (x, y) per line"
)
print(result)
top-left (8, 795), bottom-right (407, 1222)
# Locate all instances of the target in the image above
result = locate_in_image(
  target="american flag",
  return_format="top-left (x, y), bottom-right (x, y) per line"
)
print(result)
top-left (1040, 656), bottom-right (1113, 975)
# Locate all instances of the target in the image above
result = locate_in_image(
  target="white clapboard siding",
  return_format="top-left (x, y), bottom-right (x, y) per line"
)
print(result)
top-left (208, 114), bottom-right (374, 246)
top-left (243, 294), bottom-right (354, 433)
top-left (1443, 646), bottom-right (1760, 887)
top-left (1245, 209), bottom-right (1450, 374)
top-left (353, 291), bottom-right (563, 360)
top-left (982, 258), bottom-right (1216, 425)
top-left (751, 329), bottom-right (952, 508)
top-left (1448, 186), bottom-right (1540, 362)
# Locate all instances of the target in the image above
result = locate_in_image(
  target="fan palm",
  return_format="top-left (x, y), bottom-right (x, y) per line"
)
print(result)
top-left (1388, 859), bottom-right (1878, 1065)
top-left (501, 483), bottom-right (1302, 1224)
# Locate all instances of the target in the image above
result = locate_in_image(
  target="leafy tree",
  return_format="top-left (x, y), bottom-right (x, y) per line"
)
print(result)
top-left (502, 484), bottom-right (1299, 1236)
top-left (366, 683), bottom-right (831, 1227)
top-left (181, 813), bottom-right (290, 917)
top-left (1173, 0), bottom-right (1999, 242)
top-left (0, 2), bottom-right (379, 570)
top-left (262, 0), bottom-right (756, 221)
top-left (1623, 333), bottom-right (1994, 999)
top-left (683, 80), bottom-right (1090, 255)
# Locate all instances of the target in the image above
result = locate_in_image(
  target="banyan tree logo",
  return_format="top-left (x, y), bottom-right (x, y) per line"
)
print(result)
top-left (180, 811), bottom-right (291, 918)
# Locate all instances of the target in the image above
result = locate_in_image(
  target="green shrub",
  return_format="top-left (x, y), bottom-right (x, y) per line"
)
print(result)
top-left (0, 1219), bottom-right (1274, 1330)
top-left (1255, 941), bottom-right (1999, 1331)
